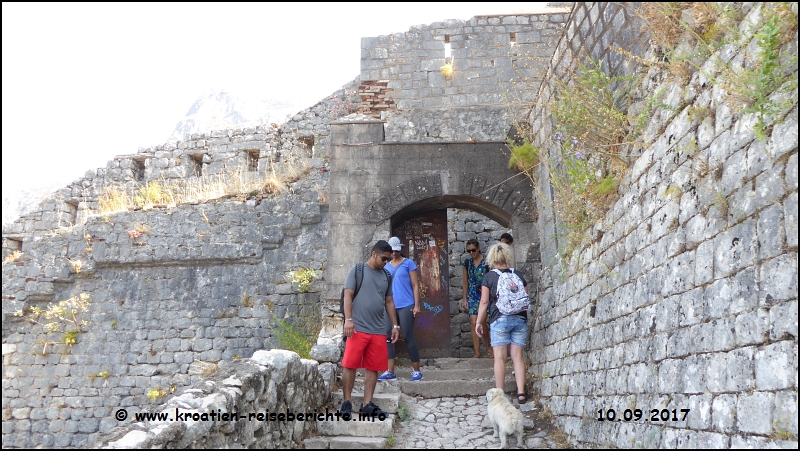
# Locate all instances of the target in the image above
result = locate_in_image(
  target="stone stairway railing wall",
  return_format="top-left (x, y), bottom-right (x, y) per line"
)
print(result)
top-left (97, 350), bottom-right (332, 449)
top-left (528, 2), bottom-right (797, 448)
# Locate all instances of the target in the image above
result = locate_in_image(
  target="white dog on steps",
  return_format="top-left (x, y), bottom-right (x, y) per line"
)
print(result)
top-left (486, 388), bottom-right (524, 448)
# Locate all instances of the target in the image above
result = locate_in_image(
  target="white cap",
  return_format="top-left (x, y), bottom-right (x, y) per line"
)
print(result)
top-left (388, 237), bottom-right (404, 251)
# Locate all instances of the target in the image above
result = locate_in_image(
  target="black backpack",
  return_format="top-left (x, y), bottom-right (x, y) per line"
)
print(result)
top-left (339, 263), bottom-right (392, 318)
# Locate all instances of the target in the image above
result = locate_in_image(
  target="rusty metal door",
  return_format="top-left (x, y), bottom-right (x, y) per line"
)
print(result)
top-left (392, 209), bottom-right (450, 358)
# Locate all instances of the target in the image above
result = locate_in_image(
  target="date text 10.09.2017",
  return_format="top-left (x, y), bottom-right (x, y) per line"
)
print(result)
top-left (597, 408), bottom-right (690, 422)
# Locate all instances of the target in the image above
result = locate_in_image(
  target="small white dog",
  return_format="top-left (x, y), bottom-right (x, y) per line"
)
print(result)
top-left (486, 388), bottom-right (524, 448)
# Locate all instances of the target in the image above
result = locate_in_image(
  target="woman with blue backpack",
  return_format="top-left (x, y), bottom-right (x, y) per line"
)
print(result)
top-left (475, 243), bottom-right (530, 404)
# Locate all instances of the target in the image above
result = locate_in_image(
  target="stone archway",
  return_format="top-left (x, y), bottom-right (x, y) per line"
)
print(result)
top-left (325, 120), bottom-right (542, 353)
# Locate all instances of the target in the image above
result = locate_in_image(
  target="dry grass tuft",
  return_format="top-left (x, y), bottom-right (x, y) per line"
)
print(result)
top-left (3, 250), bottom-right (23, 264)
top-left (97, 160), bottom-right (311, 216)
top-left (189, 360), bottom-right (219, 377)
top-left (636, 2), bottom-right (685, 50)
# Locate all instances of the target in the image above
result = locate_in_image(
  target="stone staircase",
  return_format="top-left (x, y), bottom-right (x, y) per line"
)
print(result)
top-left (304, 358), bottom-right (516, 449)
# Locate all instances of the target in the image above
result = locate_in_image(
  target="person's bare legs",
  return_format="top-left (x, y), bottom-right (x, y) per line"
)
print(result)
top-left (342, 367), bottom-right (356, 403)
top-left (469, 315), bottom-right (481, 357)
top-left (482, 316), bottom-right (493, 358)
top-left (492, 344), bottom-right (508, 390)
top-left (362, 370), bottom-right (378, 406)
top-left (510, 344), bottom-right (526, 398)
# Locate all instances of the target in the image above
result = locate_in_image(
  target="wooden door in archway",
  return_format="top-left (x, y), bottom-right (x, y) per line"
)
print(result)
top-left (392, 209), bottom-right (450, 358)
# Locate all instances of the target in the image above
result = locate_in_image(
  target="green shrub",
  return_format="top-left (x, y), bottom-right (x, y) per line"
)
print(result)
top-left (270, 309), bottom-right (320, 359)
top-left (288, 268), bottom-right (318, 293)
top-left (507, 140), bottom-right (539, 173)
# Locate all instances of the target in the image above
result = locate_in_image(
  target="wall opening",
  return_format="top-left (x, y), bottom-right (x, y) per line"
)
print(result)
top-left (189, 154), bottom-right (203, 177)
top-left (132, 158), bottom-right (146, 182)
top-left (510, 32), bottom-right (516, 46)
top-left (246, 150), bottom-right (260, 172)
top-left (444, 35), bottom-right (452, 61)
top-left (299, 135), bottom-right (315, 157)
top-left (63, 200), bottom-right (79, 227)
top-left (2, 237), bottom-right (23, 263)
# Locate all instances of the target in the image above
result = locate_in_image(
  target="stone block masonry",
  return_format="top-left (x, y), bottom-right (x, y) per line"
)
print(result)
top-left (446, 208), bottom-right (512, 358)
top-left (1, 171), bottom-right (330, 448)
top-left (96, 350), bottom-right (329, 448)
top-left (1, 78), bottom-right (360, 242)
top-left (527, 2), bottom-right (798, 447)
top-left (360, 11), bottom-right (569, 143)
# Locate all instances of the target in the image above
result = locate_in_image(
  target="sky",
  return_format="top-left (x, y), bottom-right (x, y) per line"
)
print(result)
top-left (2, 2), bottom-right (552, 193)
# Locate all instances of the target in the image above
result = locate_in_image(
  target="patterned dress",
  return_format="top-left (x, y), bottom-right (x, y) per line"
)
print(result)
top-left (463, 257), bottom-right (488, 316)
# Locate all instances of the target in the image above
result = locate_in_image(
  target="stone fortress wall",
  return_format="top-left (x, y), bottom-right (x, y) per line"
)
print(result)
top-left (1, 79), bottom-right (359, 448)
top-left (2, 1), bottom-right (797, 448)
top-left (358, 11), bottom-right (569, 142)
top-left (527, 2), bottom-right (798, 447)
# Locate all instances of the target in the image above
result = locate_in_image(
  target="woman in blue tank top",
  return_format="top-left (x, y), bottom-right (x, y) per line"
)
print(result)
top-left (378, 237), bottom-right (424, 381)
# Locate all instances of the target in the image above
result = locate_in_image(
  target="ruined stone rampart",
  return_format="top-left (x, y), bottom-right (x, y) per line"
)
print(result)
top-left (1, 172), bottom-right (329, 448)
top-left (360, 11), bottom-right (569, 142)
top-left (0, 77), bottom-right (358, 447)
top-left (99, 350), bottom-right (330, 449)
top-left (528, 2), bottom-right (798, 447)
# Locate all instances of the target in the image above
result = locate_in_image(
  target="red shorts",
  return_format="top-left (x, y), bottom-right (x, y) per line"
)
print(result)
top-left (341, 331), bottom-right (388, 372)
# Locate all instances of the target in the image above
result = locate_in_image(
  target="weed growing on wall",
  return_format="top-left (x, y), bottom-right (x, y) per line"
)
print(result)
top-left (725, 4), bottom-right (798, 140)
top-left (146, 386), bottom-right (167, 402)
top-left (269, 308), bottom-right (321, 360)
top-left (3, 250), bottom-right (23, 264)
top-left (507, 139), bottom-right (539, 176)
top-left (288, 268), bottom-right (318, 293)
top-left (14, 293), bottom-right (91, 354)
top-left (633, 2), bottom-right (798, 140)
top-left (535, 58), bottom-right (638, 254)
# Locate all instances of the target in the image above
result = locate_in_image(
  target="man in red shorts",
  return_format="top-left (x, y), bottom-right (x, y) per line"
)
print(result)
top-left (340, 240), bottom-right (400, 418)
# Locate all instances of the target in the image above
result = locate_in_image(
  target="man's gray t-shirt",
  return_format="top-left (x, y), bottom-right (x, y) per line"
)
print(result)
top-left (345, 264), bottom-right (393, 335)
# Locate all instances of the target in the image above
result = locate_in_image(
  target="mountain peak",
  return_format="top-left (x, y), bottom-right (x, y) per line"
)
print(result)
top-left (169, 90), bottom-right (304, 141)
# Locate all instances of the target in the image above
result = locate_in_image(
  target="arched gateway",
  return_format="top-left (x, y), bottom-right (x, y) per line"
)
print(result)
top-left (325, 117), bottom-right (541, 357)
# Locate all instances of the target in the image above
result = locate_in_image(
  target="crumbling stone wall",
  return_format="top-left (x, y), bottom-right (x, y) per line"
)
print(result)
top-left (1, 79), bottom-right (360, 242)
top-left (527, 2), bottom-right (798, 447)
top-left (97, 350), bottom-right (330, 449)
top-left (281, 77), bottom-right (361, 160)
top-left (1, 81), bottom-right (352, 447)
top-left (1, 171), bottom-right (329, 448)
top-left (360, 12), bottom-right (569, 142)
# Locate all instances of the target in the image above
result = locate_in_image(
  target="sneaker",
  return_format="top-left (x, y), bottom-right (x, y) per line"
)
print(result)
top-left (410, 370), bottom-right (424, 381)
top-left (377, 371), bottom-right (397, 381)
top-left (359, 401), bottom-right (386, 417)
top-left (339, 400), bottom-right (352, 418)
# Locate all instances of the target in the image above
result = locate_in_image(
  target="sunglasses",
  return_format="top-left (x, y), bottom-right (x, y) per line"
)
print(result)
top-left (467, 249), bottom-right (478, 253)
top-left (379, 256), bottom-right (391, 262)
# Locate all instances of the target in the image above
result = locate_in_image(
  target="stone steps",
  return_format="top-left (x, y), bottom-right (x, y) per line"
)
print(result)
top-left (305, 357), bottom-right (514, 448)
top-left (395, 357), bottom-right (495, 370)
top-left (304, 436), bottom-right (387, 449)
top-left (399, 376), bottom-right (516, 398)
top-left (315, 414), bottom-right (394, 437)
top-left (393, 367), bottom-right (495, 381)
top-left (353, 378), bottom-right (400, 393)
top-left (331, 391), bottom-right (402, 414)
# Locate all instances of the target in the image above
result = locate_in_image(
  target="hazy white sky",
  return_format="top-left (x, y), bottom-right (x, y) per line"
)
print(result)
top-left (2, 2), bottom-right (550, 192)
